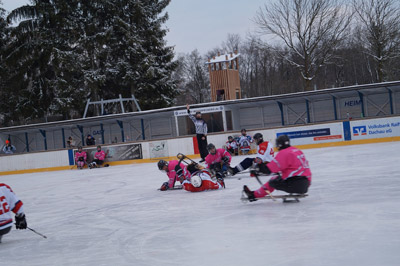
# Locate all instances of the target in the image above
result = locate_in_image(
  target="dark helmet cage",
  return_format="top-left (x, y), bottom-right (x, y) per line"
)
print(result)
top-left (253, 133), bottom-right (263, 144)
top-left (276, 135), bottom-right (290, 150)
top-left (78, 146), bottom-right (83, 150)
top-left (187, 163), bottom-right (199, 174)
top-left (158, 160), bottom-right (168, 170)
top-left (207, 143), bottom-right (216, 152)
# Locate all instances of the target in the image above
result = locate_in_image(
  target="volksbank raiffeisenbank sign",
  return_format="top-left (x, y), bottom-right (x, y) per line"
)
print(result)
top-left (351, 118), bottom-right (400, 139)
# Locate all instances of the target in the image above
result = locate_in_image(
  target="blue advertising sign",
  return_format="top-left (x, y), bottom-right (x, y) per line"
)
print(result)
top-left (352, 126), bottom-right (367, 136)
top-left (277, 128), bottom-right (331, 139)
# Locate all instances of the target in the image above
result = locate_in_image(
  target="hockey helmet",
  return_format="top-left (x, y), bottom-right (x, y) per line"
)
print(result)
top-left (191, 175), bottom-right (202, 188)
top-left (77, 145), bottom-right (83, 150)
top-left (276, 135), bottom-right (290, 150)
top-left (228, 136), bottom-right (233, 140)
top-left (157, 160), bottom-right (168, 171)
top-left (187, 163), bottom-right (198, 174)
top-left (253, 133), bottom-right (263, 145)
top-left (207, 143), bottom-right (216, 155)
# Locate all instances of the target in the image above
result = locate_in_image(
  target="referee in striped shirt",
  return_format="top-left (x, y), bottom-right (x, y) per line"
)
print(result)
top-left (186, 104), bottom-right (208, 162)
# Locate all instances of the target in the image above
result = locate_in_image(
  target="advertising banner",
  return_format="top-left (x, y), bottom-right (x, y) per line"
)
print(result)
top-left (174, 106), bottom-right (224, 116)
top-left (149, 141), bottom-right (169, 158)
top-left (350, 117), bottom-right (400, 140)
top-left (276, 123), bottom-right (343, 145)
top-left (74, 143), bottom-right (142, 164)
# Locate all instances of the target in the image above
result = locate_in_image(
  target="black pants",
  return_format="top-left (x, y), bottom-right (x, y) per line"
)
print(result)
top-left (232, 157), bottom-right (254, 174)
top-left (93, 159), bottom-right (104, 165)
top-left (269, 176), bottom-right (309, 194)
top-left (0, 226), bottom-right (11, 243)
top-left (197, 134), bottom-right (208, 160)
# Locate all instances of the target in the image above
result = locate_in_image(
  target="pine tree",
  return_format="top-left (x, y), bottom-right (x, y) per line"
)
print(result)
top-left (2, 0), bottom-right (177, 124)
top-left (77, 0), bottom-right (177, 112)
top-left (3, 0), bottom-right (85, 123)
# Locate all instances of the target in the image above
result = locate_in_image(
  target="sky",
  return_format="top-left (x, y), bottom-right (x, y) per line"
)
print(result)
top-left (1, 0), bottom-right (268, 55)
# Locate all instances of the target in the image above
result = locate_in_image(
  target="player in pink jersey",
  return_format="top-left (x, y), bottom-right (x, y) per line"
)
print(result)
top-left (89, 145), bottom-right (107, 168)
top-left (205, 143), bottom-right (231, 181)
top-left (243, 135), bottom-right (311, 202)
top-left (158, 159), bottom-right (191, 190)
top-left (0, 183), bottom-right (27, 243)
top-left (75, 146), bottom-right (87, 169)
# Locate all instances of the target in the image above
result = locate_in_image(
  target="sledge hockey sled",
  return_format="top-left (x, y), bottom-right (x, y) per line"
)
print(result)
top-left (241, 192), bottom-right (308, 203)
top-left (157, 185), bottom-right (183, 191)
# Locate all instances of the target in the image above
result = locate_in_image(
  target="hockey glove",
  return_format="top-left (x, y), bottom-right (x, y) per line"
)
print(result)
top-left (222, 156), bottom-right (230, 164)
top-left (258, 163), bottom-right (271, 174)
top-left (250, 170), bottom-right (258, 177)
top-left (15, 213), bottom-right (27, 230)
top-left (160, 182), bottom-right (169, 191)
top-left (254, 157), bottom-right (263, 164)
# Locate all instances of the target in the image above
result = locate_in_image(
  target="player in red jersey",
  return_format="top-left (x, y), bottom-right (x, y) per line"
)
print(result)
top-left (0, 183), bottom-right (27, 243)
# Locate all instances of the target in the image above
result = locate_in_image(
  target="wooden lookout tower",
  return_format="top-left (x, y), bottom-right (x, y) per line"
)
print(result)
top-left (206, 51), bottom-right (241, 102)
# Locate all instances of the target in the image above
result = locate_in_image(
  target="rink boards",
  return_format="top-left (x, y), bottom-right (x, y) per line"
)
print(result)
top-left (1, 116), bottom-right (400, 175)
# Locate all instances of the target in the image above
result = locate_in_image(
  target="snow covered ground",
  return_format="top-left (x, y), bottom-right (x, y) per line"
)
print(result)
top-left (1, 142), bottom-right (400, 266)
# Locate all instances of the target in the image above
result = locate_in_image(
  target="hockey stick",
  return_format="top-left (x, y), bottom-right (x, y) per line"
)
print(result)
top-left (28, 227), bottom-right (47, 239)
top-left (15, 224), bottom-right (47, 239)
top-left (253, 172), bottom-right (277, 202)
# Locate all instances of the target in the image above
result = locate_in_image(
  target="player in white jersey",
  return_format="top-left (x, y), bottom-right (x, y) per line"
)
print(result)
top-left (237, 129), bottom-right (254, 155)
top-left (0, 183), bottom-right (27, 243)
top-left (228, 133), bottom-right (274, 176)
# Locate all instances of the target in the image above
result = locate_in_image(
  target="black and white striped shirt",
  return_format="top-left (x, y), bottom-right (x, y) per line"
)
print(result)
top-left (188, 111), bottom-right (208, 135)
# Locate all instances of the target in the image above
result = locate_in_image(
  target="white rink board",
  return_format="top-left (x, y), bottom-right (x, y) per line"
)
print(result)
top-left (0, 150), bottom-right (69, 171)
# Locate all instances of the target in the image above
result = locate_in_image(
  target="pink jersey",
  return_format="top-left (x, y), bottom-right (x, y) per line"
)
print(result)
top-left (205, 148), bottom-right (232, 168)
top-left (166, 160), bottom-right (190, 189)
top-left (94, 150), bottom-right (106, 161)
top-left (267, 146), bottom-right (312, 181)
top-left (75, 151), bottom-right (87, 162)
top-left (0, 184), bottom-right (24, 230)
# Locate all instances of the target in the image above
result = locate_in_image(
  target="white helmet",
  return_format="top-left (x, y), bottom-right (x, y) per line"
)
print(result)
top-left (191, 175), bottom-right (202, 188)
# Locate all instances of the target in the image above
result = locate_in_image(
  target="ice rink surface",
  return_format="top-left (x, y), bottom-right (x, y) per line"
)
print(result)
top-left (1, 142), bottom-right (400, 266)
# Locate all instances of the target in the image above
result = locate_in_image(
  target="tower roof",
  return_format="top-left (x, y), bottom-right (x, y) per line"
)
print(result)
top-left (206, 52), bottom-right (240, 64)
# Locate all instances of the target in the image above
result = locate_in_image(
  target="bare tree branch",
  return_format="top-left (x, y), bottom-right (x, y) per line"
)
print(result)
top-left (254, 0), bottom-right (352, 90)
